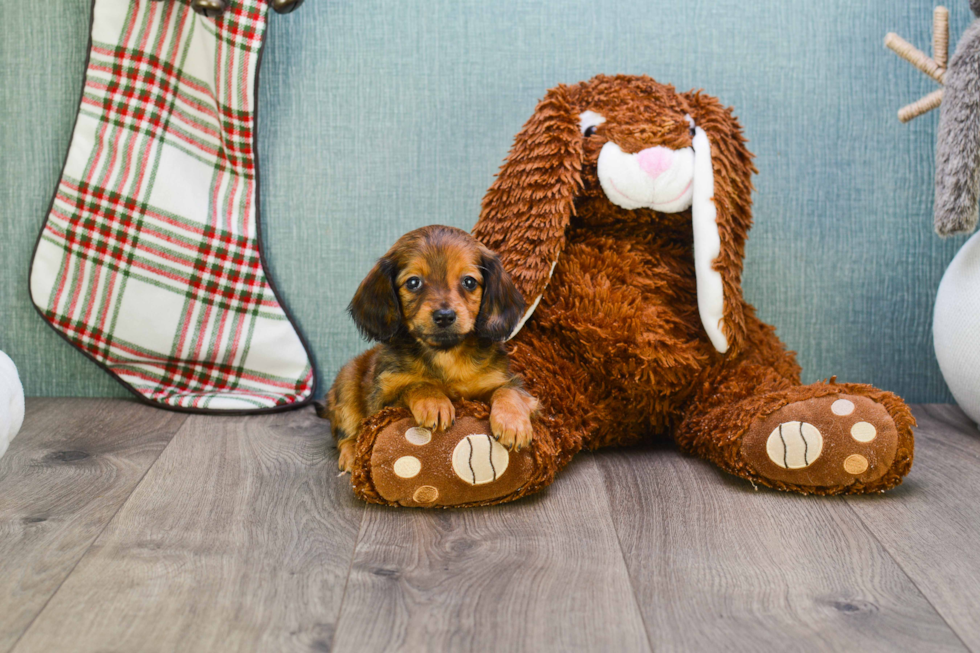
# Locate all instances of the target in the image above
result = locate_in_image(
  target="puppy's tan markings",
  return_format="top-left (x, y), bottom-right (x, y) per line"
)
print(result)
top-left (489, 387), bottom-right (540, 450)
top-left (403, 384), bottom-right (456, 431)
top-left (337, 438), bottom-right (357, 474)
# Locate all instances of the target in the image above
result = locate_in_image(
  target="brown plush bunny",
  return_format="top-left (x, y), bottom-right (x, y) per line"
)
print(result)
top-left (345, 74), bottom-right (915, 508)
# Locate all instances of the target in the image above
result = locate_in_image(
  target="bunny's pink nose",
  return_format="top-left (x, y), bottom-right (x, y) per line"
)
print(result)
top-left (636, 146), bottom-right (674, 180)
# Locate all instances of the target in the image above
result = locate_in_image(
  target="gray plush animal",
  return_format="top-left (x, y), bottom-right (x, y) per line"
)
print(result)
top-left (936, 2), bottom-right (980, 235)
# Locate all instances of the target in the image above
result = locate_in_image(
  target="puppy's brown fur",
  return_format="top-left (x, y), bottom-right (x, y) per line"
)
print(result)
top-left (323, 225), bottom-right (539, 472)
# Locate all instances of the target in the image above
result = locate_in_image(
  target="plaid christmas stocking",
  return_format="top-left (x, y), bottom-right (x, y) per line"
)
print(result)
top-left (29, 0), bottom-right (316, 413)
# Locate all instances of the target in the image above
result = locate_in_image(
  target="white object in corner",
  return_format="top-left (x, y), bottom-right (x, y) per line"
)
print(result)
top-left (934, 230), bottom-right (980, 424)
top-left (0, 351), bottom-right (25, 460)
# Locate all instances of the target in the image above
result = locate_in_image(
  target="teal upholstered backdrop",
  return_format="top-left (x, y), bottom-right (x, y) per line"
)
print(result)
top-left (0, 0), bottom-right (973, 402)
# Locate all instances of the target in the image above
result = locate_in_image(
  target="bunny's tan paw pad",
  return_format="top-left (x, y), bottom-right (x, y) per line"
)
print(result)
top-left (367, 417), bottom-right (536, 507)
top-left (740, 394), bottom-right (901, 490)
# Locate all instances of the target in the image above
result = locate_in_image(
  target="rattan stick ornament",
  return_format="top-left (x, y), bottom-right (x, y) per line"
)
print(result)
top-left (886, 6), bottom-right (949, 122)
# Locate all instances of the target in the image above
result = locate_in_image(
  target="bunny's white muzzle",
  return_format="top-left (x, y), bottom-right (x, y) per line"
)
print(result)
top-left (597, 142), bottom-right (695, 213)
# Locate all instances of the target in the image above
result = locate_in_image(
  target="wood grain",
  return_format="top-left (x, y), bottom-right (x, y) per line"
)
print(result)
top-left (11, 406), bottom-right (364, 653)
top-left (0, 398), bottom-right (186, 653)
top-left (846, 404), bottom-right (980, 650)
top-left (331, 454), bottom-right (651, 653)
top-left (9, 401), bottom-right (980, 652)
top-left (596, 441), bottom-right (966, 653)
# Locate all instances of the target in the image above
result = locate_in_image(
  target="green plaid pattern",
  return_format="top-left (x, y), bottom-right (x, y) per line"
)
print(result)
top-left (30, 0), bottom-right (315, 412)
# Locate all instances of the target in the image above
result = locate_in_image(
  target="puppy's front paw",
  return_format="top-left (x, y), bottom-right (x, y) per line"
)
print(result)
top-left (490, 407), bottom-right (533, 451)
top-left (337, 438), bottom-right (356, 473)
top-left (411, 395), bottom-right (455, 432)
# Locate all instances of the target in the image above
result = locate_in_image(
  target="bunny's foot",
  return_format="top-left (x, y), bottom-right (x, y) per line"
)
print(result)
top-left (348, 403), bottom-right (558, 507)
top-left (739, 390), bottom-right (914, 493)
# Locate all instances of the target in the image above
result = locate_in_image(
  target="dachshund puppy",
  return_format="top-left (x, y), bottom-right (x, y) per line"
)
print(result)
top-left (323, 225), bottom-right (539, 473)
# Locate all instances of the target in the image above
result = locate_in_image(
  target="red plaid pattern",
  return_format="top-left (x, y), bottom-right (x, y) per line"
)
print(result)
top-left (30, 0), bottom-right (315, 412)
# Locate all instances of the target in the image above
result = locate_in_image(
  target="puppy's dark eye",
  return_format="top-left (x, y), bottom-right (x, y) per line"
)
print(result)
top-left (584, 125), bottom-right (598, 137)
top-left (461, 276), bottom-right (478, 291)
top-left (405, 277), bottom-right (422, 291)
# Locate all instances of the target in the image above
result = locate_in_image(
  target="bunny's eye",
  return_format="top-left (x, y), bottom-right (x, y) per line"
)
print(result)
top-left (579, 110), bottom-right (606, 137)
top-left (689, 126), bottom-right (696, 138)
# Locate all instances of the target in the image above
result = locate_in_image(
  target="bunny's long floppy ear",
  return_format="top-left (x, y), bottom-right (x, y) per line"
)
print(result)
top-left (683, 91), bottom-right (756, 356)
top-left (472, 85), bottom-right (583, 337)
top-left (935, 18), bottom-right (980, 236)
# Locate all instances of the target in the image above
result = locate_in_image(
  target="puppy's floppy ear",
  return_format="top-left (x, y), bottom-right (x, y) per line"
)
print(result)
top-left (682, 90), bottom-right (755, 356)
top-left (348, 256), bottom-right (401, 342)
top-left (472, 84), bottom-right (583, 336)
top-left (475, 248), bottom-right (526, 341)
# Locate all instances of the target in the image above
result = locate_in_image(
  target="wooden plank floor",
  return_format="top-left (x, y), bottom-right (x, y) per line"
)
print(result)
top-left (2, 400), bottom-right (979, 652)
top-left (0, 399), bottom-right (186, 653)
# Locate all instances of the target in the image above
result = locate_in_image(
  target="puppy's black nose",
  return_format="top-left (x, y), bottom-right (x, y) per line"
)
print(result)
top-left (432, 308), bottom-right (456, 328)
